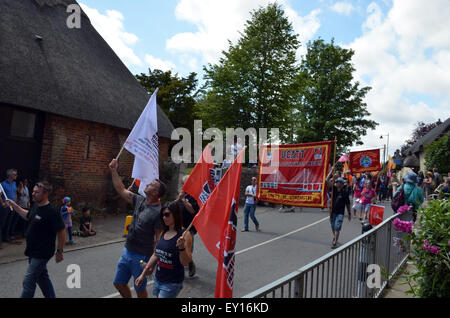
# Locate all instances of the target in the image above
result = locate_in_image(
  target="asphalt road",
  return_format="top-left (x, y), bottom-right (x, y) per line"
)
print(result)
top-left (0, 202), bottom-right (395, 298)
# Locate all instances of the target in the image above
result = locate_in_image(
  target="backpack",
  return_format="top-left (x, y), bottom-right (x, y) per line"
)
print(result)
top-left (391, 187), bottom-right (406, 212)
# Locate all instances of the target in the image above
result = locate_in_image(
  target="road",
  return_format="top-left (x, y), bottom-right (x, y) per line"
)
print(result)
top-left (0, 202), bottom-right (395, 298)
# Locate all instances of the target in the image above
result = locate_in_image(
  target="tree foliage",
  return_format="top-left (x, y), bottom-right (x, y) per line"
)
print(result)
top-left (197, 3), bottom-right (300, 140)
top-left (293, 39), bottom-right (377, 152)
top-left (424, 134), bottom-right (450, 173)
top-left (136, 69), bottom-right (200, 133)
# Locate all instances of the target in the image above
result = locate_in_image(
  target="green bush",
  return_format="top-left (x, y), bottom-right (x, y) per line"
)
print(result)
top-left (424, 135), bottom-right (450, 174)
top-left (405, 199), bottom-right (450, 297)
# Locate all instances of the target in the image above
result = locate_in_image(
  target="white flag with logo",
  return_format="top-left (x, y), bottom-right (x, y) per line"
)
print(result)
top-left (124, 88), bottom-right (159, 196)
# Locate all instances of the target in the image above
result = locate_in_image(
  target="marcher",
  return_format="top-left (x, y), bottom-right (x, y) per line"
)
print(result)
top-left (433, 168), bottom-right (443, 190)
top-left (328, 177), bottom-right (351, 249)
top-left (389, 173), bottom-right (400, 200)
top-left (60, 197), bottom-right (75, 244)
top-left (2, 169), bottom-right (22, 244)
top-left (394, 172), bottom-right (424, 222)
top-left (109, 158), bottom-right (165, 298)
top-left (242, 177), bottom-right (260, 232)
top-left (79, 206), bottom-right (96, 237)
top-left (423, 171), bottom-right (433, 199)
top-left (178, 175), bottom-right (200, 278)
top-left (352, 177), bottom-right (363, 217)
top-left (135, 201), bottom-right (192, 298)
top-left (360, 181), bottom-right (376, 222)
top-left (5, 181), bottom-right (65, 298)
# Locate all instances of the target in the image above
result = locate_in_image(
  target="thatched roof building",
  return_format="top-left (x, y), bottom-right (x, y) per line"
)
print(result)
top-left (0, 0), bottom-right (175, 211)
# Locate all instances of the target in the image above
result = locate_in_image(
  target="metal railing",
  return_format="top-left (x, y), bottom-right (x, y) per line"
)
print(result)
top-left (243, 211), bottom-right (412, 298)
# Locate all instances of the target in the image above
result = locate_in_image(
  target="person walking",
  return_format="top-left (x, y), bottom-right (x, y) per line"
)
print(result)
top-left (135, 201), bottom-right (192, 298)
top-left (109, 158), bottom-right (166, 298)
top-left (328, 177), bottom-right (351, 249)
top-left (352, 177), bottom-right (363, 217)
top-left (423, 171), bottom-right (433, 199)
top-left (360, 181), bottom-right (376, 222)
top-left (394, 172), bottom-right (424, 223)
top-left (178, 175), bottom-right (200, 278)
top-left (5, 181), bottom-right (65, 298)
top-left (242, 177), bottom-right (260, 232)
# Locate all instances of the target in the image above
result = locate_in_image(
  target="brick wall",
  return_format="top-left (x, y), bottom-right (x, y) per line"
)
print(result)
top-left (39, 113), bottom-right (170, 212)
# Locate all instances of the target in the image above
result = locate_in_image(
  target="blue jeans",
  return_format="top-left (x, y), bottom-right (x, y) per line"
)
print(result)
top-left (21, 258), bottom-right (56, 298)
top-left (243, 203), bottom-right (259, 231)
top-left (153, 277), bottom-right (183, 298)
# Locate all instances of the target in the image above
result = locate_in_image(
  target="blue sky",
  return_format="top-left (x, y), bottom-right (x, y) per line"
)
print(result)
top-left (78, 0), bottom-right (450, 157)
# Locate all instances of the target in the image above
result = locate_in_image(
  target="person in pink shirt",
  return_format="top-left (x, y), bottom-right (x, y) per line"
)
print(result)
top-left (352, 177), bottom-right (363, 217)
top-left (360, 181), bottom-right (376, 222)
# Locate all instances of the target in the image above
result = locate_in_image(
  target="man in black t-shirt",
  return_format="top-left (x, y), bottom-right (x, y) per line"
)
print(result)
top-left (6, 181), bottom-right (65, 298)
top-left (328, 177), bottom-right (351, 249)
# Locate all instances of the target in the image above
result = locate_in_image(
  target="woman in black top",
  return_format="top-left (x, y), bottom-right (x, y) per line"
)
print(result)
top-left (135, 200), bottom-right (192, 298)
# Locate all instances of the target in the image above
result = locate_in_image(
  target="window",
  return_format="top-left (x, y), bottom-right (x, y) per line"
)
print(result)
top-left (10, 110), bottom-right (36, 138)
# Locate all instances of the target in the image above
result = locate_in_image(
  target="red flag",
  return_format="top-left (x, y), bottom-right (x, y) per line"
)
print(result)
top-left (182, 144), bottom-right (216, 208)
top-left (349, 149), bottom-right (381, 174)
top-left (193, 148), bottom-right (244, 298)
top-left (369, 204), bottom-right (385, 226)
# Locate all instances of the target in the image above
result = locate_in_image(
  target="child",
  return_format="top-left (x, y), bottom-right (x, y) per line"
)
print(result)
top-left (79, 207), bottom-right (96, 237)
top-left (360, 182), bottom-right (376, 222)
top-left (60, 197), bottom-right (75, 244)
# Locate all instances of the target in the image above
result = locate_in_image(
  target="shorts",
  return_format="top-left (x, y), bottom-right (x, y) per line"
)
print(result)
top-left (361, 204), bottom-right (371, 214)
top-left (152, 277), bottom-right (183, 298)
top-left (352, 200), bottom-right (362, 211)
top-left (113, 248), bottom-right (150, 292)
top-left (330, 214), bottom-right (344, 232)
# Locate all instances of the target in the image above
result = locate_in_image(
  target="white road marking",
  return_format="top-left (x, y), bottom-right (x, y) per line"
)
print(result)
top-left (236, 216), bottom-right (329, 255)
top-left (102, 216), bottom-right (329, 298)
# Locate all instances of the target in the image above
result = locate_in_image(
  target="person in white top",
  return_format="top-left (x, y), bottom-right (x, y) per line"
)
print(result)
top-left (242, 177), bottom-right (260, 232)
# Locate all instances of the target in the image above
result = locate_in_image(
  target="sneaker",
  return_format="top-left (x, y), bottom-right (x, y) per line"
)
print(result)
top-left (241, 228), bottom-right (249, 232)
top-left (188, 261), bottom-right (196, 277)
top-left (255, 225), bottom-right (261, 232)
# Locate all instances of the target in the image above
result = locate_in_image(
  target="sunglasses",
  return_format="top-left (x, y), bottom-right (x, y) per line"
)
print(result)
top-left (162, 212), bottom-right (172, 218)
top-left (36, 183), bottom-right (49, 191)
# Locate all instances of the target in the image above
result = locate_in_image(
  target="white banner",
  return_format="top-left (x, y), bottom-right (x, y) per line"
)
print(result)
top-left (124, 88), bottom-right (159, 196)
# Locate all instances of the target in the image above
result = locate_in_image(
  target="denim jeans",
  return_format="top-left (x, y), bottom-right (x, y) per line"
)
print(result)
top-left (153, 277), bottom-right (183, 298)
top-left (21, 258), bottom-right (56, 298)
top-left (243, 203), bottom-right (259, 231)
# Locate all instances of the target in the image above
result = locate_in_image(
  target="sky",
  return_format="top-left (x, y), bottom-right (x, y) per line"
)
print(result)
top-left (78, 0), bottom-right (450, 158)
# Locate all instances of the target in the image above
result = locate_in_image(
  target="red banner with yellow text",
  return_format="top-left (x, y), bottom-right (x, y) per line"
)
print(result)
top-left (349, 149), bottom-right (381, 174)
top-left (257, 141), bottom-right (333, 208)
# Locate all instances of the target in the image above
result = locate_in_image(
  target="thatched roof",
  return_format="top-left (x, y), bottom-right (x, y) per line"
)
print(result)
top-left (408, 117), bottom-right (450, 154)
top-left (0, 0), bottom-right (174, 138)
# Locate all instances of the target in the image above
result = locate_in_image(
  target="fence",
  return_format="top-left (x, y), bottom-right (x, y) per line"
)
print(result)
top-left (243, 211), bottom-right (412, 298)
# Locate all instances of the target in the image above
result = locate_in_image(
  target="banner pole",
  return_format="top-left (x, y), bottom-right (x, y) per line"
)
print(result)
top-left (329, 138), bottom-right (337, 217)
top-left (116, 145), bottom-right (125, 161)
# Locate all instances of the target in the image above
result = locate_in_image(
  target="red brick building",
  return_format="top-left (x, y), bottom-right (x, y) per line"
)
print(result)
top-left (0, 0), bottom-right (174, 211)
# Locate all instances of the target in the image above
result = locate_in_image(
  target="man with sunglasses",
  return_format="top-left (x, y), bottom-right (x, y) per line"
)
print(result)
top-left (109, 158), bottom-right (166, 298)
top-left (5, 181), bottom-right (66, 298)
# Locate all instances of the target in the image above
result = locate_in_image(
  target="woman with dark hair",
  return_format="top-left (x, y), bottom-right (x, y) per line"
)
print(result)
top-left (135, 200), bottom-right (192, 298)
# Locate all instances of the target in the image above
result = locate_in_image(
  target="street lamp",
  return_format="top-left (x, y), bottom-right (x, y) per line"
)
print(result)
top-left (380, 133), bottom-right (389, 163)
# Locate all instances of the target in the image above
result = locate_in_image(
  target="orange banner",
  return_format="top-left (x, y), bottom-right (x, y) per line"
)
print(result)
top-left (257, 141), bottom-right (333, 208)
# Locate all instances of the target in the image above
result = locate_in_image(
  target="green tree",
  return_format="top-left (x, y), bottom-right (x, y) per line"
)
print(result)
top-left (424, 135), bottom-right (450, 174)
top-left (197, 3), bottom-right (300, 140)
top-left (293, 39), bottom-right (377, 152)
top-left (136, 69), bottom-right (200, 133)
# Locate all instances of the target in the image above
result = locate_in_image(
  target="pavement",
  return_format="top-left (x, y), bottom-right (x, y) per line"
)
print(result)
top-left (0, 213), bottom-right (127, 265)
top-left (0, 206), bottom-right (416, 298)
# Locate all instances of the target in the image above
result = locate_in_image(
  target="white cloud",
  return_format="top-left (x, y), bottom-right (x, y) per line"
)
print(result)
top-left (79, 3), bottom-right (142, 67)
top-left (330, 2), bottom-right (355, 16)
top-left (347, 0), bottom-right (450, 155)
top-left (167, 0), bottom-right (322, 66)
top-left (144, 54), bottom-right (176, 72)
